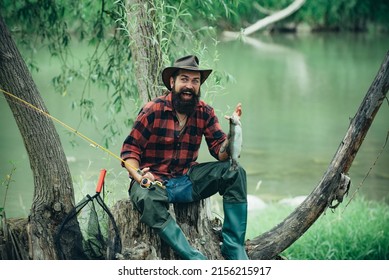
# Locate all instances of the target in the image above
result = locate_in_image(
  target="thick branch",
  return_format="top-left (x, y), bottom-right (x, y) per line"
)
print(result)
top-left (247, 50), bottom-right (389, 259)
top-left (253, 2), bottom-right (276, 15)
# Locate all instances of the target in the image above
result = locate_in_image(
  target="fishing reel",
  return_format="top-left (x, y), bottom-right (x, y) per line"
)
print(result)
top-left (140, 178), bottom-right (165, 190)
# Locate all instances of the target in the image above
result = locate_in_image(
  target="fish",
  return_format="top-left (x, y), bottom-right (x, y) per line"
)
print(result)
top-left (226, 113), bottom-right (242, 171)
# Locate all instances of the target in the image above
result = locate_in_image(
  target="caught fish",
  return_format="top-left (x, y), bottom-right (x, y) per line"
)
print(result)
top-left (226, 113), bottom-right (242, 171)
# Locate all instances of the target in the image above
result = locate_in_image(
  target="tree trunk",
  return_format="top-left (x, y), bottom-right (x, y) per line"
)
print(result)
top-left (126, 0), bottom-right (164, 102)
top-left (0, 16), bottom-right (78, 259)
top-left (247, 50), bottom-right (389, 259)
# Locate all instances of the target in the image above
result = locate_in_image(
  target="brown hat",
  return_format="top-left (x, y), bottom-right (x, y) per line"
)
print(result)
top-left (162, 55), bottom-right (212, 90)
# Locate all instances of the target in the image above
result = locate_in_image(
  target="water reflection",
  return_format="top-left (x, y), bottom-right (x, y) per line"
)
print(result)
top-left (236, 35), bottom-right (311, 96)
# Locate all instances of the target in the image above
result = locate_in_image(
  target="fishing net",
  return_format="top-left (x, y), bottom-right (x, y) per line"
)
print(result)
top-left (54, 169), bottom-right (121, 260)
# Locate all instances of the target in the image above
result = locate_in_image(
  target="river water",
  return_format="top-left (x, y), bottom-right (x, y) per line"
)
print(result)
top-left (1, 32), bottom-right (388, 218)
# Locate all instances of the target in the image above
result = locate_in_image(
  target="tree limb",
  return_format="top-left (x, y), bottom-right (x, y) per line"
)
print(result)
top-left (253, 2), bottom-right (276, 15)
top-left (223, 0), bottom-right (306, 39)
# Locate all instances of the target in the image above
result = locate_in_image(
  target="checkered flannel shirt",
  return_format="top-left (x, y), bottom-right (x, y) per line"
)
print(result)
top-left (120, 92), bottom-right (227, 181)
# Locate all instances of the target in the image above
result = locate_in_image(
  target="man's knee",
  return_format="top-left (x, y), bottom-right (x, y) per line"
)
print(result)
top-left (129, 184), bottom-right (170, 228)
top-left (221, 163), bottom-right (247, 203)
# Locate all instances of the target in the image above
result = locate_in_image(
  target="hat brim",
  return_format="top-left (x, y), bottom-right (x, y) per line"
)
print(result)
top-left (162, 66), bottom-right (212, 90)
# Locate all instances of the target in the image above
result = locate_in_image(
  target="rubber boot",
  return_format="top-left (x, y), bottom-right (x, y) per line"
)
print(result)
top-left (157, 217), bottom-right (207, 260)
top-left (221, 202), bottom-right (249, 260)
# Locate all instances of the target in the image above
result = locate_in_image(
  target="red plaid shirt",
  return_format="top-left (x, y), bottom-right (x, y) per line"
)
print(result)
top-left (120, 92), bottom-right (227, 181)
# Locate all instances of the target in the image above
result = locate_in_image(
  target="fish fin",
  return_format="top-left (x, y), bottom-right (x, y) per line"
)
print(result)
top-left (229, 159), bottom-right (239, 171)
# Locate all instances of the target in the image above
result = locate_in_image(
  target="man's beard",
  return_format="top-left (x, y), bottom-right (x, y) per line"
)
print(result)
top-left (171, 87), bottom-right (200, 115)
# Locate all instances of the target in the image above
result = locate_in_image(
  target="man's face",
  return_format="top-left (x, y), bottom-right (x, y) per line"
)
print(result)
top-left (170, 70), bottom-right (201, 114)
top-left (171, 70), bottom-right (201, 97)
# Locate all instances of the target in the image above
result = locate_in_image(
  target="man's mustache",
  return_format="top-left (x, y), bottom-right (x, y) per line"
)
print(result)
top-left (179, 88), bottom-right (196, 95)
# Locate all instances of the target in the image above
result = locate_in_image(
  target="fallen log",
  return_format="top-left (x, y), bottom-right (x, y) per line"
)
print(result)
top-left (223, 0), bottom-right (306, 39)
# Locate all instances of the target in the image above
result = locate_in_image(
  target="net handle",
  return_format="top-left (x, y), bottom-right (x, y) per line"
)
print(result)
top-left (96, 169), bottom-right (107, 194)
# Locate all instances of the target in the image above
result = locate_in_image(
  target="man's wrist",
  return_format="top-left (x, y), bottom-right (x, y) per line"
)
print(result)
top-left (222, 139), bottom-right (230, 154)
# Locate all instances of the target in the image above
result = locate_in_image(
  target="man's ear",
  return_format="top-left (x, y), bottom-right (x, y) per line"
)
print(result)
top-left (170, 77), bottom-right (174, 89)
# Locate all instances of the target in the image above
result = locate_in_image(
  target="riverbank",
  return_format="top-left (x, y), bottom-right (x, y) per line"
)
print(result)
top-left (247, 196), bottom-right (389, 259)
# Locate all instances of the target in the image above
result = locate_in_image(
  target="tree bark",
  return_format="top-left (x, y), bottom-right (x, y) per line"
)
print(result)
top-left (247, 50), bottom-right (389, 259)
top-left (0, 16), bottom-right (78, 259)
top-left (126, 0), bottom-right (164, 102)
top-left (223, 0), bottom-right (306, 39)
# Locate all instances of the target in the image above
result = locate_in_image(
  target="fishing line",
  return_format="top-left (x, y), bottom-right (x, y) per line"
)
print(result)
top-left (0, 87), bottom-right (141, 174)
top-left (343, 98), bottom-right (389, 211)
top-left (342, 130), bottom-right (389, 213)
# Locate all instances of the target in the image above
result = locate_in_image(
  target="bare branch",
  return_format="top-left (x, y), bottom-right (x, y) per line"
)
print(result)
top-left (223, 0), bottom-right (306, 39)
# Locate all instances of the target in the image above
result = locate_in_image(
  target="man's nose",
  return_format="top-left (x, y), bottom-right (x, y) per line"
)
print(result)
top-left (185, 82), bottom-right (194, 89)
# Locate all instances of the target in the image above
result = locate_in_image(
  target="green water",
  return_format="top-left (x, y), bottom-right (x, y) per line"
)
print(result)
top-left (1, 33), bottom-right (388, 218)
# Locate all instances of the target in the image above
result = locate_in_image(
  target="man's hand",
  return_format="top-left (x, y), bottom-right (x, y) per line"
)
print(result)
top-left (124, 158), bottom-right (155, 185)
top-left (233, 102), bottom-right (242, 117)
top-left (219, 103), bottom-right (242, 161)
top-left (140, 167), bottom-right (155, 182)
top-left (225, 103), bottom-right (242, 121)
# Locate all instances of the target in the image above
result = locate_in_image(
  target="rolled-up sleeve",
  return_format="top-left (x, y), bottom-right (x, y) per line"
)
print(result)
top-left (203, 106), bottom-right (227, 160)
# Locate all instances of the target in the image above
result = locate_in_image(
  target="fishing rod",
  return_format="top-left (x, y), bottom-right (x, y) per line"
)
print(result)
top-left (0, 87), bottom-right (164, 189)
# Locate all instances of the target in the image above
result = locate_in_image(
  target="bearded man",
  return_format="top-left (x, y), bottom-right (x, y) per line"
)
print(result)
top-left (120, 55), bottom-right (248, 260)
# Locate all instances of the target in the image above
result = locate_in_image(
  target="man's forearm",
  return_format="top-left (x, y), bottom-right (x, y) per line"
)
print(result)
top-left (124, 158), bottom-right (142, 183)
top-left (218, 138), bottom-right (230, 161)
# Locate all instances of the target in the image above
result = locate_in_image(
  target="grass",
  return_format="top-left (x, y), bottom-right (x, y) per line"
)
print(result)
top-left (246, 196), bottom-right (389, 260)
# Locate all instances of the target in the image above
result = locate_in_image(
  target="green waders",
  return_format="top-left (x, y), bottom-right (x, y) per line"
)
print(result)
top-left (129, 161), bottom-right (248, 260)
top-left (220, 202), bottom-right (249, 259)
top-left (188, 161), bottom-right (249, 260)
top-left (157, 217), bottom-right (207, 260)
